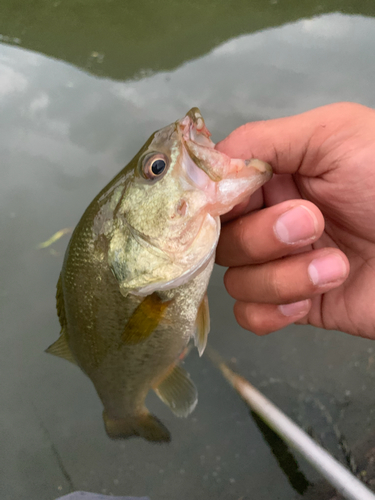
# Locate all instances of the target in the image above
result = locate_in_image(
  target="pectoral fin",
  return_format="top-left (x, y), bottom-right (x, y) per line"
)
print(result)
top-left (45, 329), bottom-right (77, 365)
top-left (194, 294), bottom-right (210, 356)
top-left (154, 364), bottom-right (198, 417)
top-left (122, 293), bottom-right (172, 345)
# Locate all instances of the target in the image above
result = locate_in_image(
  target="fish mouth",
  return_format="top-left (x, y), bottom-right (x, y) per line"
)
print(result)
top-left (179, 108), bottom-right (215, 150)
top-left (178, 108), bottom-right (272, 195)
top-left (177, 108), bottom-right (219, 190)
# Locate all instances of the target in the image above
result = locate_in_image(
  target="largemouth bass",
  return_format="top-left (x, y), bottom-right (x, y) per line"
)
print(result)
top-left (47, 108), bottom-right (272, 442)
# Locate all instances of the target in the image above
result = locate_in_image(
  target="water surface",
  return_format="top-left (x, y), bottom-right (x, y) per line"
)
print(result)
top-left (1, 3), bottom-right (375, 499)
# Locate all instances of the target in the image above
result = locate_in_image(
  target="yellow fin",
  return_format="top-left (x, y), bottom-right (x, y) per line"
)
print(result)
top-left (45, 329), bottom-right (77, 365)
top-left (194, 293), bottom-right (210, 356)
top-left (154, 364), bottom-right (198, 418)
top-left (103, 411), bottom-right (170, 443)
top-left (121, 293), bottom-right (171, 345)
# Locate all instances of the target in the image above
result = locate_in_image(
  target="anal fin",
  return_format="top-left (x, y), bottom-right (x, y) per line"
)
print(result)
top-left (194, 293), bottom-right (210, 356)
top-left (103, 411), bottom-right (170, 443)
top-left (45, 329), bottom-right (77, 365)
top-left (154, 364), bottom-right (198, 418)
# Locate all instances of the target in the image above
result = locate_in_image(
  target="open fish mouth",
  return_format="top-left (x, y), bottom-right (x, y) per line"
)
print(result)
top-left (178, 108), bottom-right (222, 189)
top-left (179, 107), bottom-right (216, 149)
top-left (179, 107), bottom-right (272, 190)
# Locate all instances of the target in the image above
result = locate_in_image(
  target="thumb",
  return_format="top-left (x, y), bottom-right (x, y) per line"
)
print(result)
top-left (215, 102), bottom-right (366, 175)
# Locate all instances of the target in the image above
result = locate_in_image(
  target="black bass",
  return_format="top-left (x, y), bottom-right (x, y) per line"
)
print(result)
top-left (47, 108), bottom-right (272, 442)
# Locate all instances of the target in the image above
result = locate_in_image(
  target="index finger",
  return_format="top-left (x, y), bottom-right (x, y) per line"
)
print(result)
top-left (215, 102), bottom-right (368, 175)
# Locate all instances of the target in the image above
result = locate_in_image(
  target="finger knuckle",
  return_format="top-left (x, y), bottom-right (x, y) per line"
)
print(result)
top-left (250, 313), bottom-right (274, 336)
top-left (235, 302), bottom-right (272, 336)
top-left (224, 269), bottom-right (235, 295)
top-left (264, 266), bottom-right (289, 303)
top-left (238, 222), bottom-right (256, 262)
top-left (252, 324), bottom-right (272, 336)
top-left (233, 302), bottom-right (251, 331)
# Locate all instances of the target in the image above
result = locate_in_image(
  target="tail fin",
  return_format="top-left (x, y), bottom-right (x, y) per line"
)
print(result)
top-left (103, 411), bottom-right (171, 443)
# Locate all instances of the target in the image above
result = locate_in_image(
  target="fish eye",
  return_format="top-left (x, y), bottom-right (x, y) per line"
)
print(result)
top-left (151, 159), bottom-right (166, 175)
top-left (142, 153), bottom-right (169, 180)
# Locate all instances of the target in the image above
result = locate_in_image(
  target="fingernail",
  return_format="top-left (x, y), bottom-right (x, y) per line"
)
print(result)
top-left (279, 300), bottom-right (310, 317)
top-left (274, 206), bottom-right (318, 244)
top-left (308, 254), bottom-right (348, 285)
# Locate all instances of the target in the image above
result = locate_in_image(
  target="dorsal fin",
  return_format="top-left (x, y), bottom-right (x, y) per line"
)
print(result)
top-left (153, 363), bottom-right (198, 417)
top-left (121, 293), bottom-right (172, 345)
top-left (46, 273), bottom-right (76, 364)
top-left (45, 329), bottom-right (77, 365)
top-left (55, 273), bottom-right (67, 329)
top-left (194, 293), bottom-right (210, 356)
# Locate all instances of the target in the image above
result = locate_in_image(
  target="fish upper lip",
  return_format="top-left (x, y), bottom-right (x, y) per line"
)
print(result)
top-left (178, 109), bottom-right (218, 189)
top-left (179, 108), bottom-right (215, 149)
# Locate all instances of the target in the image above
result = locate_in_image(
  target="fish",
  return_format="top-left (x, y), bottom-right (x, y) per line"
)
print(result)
top-left (46, 108), bottom-right (272, 442)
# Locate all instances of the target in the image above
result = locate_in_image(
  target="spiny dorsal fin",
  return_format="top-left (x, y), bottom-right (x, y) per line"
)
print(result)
top-left (154, 364), bottom-right (198, 417)
top-left (45, 329), bottom-right (77, 365)
top-left (194, 293), bottom-right (210, 356)
top-left (121, 293), bottom-right (172, 345)
top-left (55, 273), bottom-right (67, 330)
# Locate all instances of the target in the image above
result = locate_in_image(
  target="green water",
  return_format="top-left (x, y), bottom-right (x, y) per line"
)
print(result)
top-left (1, 2), bottom-right (375, 499)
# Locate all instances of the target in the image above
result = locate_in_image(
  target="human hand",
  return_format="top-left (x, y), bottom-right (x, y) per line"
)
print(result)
top-left (215, 103), bottom-right (375, 339)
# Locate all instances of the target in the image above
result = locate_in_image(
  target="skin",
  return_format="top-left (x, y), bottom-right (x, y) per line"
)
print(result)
top-left (215, 102), bottom-right (375, 340)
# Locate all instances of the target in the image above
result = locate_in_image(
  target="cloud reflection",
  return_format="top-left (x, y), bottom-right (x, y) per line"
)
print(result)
top-left (0, 61), bottom-right (27, 98)
top-left (0, 13), bottom-right (374, 199)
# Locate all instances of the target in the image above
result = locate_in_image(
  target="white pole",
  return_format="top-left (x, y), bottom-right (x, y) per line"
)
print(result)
top-left (207, 348), bottom-right (375, 500)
